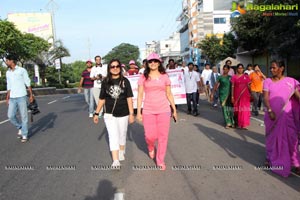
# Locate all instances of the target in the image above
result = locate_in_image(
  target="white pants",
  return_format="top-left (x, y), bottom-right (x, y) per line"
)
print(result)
top-left (104, 114), bottom-right (129, 151)
top-left (93, 87), bottom-right (101, 105)
top-left (93, 87), bottom-right (103, 114)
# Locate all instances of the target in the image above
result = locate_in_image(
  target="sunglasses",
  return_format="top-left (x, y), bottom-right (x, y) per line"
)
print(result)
top-left (148, 60), bottom-right (159, 64)
top-left (110, 65), bottom-right (120, 69)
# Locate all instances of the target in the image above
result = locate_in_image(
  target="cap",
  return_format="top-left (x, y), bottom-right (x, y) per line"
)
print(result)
top-left (147, 53), bottom-right (162, 62)
top-left (86, 60), bottom-right (92, 64)
top-left (129, 60), bottom-right (136, 65)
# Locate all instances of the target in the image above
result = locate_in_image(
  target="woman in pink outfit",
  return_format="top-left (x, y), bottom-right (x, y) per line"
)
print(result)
top-left (137, 53), bottom-right (177, 170)
top-left (231, 63), bottom-right (251, 129)
top-left (263, 60), bottom-right (300, 177)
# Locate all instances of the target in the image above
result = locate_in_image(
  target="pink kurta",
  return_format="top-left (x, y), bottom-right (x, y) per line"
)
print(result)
top-left (263, 77), bottom-right (300, 177)
top-left (231, 74), bottom-right (251, 128)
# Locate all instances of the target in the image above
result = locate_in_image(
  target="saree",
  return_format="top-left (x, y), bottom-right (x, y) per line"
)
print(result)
top-left (231, 74), bottom-right (251, 128)
top-left (217, 75), bottom-right (235, 127)
top-left (264, 77), bottom-right (300, 177)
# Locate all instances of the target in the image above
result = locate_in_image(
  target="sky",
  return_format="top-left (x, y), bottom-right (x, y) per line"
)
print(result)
top-left (0, 0), bottom-right (182, 63)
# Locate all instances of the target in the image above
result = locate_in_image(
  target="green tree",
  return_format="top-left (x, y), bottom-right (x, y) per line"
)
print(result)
top-left (231, 0), bottom-right (300, 58)
top-left (197, 33), bottom-right (237, 65)
top-left (19, 33), bottom-right (50, 66)
top-left (0, 20), bottom-right (50, 65)
top-left (103, 43), bottom-right (140, 67)
top-left (0, 19), bottom-right (23, 61)
top-left (48, 39), bottom-right (70, 63)
top-left (71, 61), bottom-right (86, 83)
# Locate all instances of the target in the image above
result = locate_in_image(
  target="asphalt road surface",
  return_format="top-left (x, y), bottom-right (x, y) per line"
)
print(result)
top-left (0, 94), bottom-right (299, 200)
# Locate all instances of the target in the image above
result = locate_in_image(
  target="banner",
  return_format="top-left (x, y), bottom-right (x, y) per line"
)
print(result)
top-left (8, 13), bottom-right (54, 43)
top-left (126, 70), bottom-right (186, 109)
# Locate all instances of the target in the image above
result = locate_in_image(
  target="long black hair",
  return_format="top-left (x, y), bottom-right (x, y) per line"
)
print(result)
top-left (105, 58), bottom-right (125, 87)
top-left (144, 59), bottom-right (166, 80)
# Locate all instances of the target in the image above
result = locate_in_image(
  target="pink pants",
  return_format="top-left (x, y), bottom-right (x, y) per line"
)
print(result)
top-left (143, 112), bottom-right (171, 165)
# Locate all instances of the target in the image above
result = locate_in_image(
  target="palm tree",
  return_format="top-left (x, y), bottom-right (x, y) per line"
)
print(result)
top-left (48, 39), bottom-right (70, 84)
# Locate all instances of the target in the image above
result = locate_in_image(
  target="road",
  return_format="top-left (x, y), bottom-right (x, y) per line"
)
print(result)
top-left (0, 94), bottom-right (299, 200)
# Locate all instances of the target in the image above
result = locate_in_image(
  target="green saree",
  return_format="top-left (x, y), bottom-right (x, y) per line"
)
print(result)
top-left (217, 75), bottom-right (235, 127)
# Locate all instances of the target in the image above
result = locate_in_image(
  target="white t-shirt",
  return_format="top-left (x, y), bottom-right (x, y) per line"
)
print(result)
top-left (184, 70), bottom-right (200, 93)
top-left (201, 69), bottom-right (212, 86)
top-left (244, 70), bottom-right (254, 75)
top-left (138, 68), bottom-right (145, 74)
top-left (90, 64), bottom-right (107, 88)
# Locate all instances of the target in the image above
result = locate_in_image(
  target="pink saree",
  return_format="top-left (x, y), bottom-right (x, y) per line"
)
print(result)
top-left (231, 74), bottom-right (251, 128)
top-left (263, 77), bottom-right (300, 177)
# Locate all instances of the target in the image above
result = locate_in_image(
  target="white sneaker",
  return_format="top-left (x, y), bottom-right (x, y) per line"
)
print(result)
top-left (111, 160), bottom-right (121, 169)
top-left (21, 136), bottom-right (28, 143)
top-left (119, 150), bottom-right (125, 161)
top-left (17, 129), bottom-right (22, 139)
top-left (89, 113), bottom-right (93, 118)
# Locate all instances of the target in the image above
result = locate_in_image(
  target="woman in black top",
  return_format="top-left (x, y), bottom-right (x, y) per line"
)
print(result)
top-left (93, 59), bottom-right (134, 168)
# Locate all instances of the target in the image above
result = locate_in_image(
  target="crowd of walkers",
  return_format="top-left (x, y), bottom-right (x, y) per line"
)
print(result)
top-left (76, 54), bottom-right (300, 176)
top-left (5, 52), bottom-right (300, 176)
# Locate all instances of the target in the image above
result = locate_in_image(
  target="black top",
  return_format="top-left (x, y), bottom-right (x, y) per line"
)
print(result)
top-left (99, 77), bottom-right (133, 117)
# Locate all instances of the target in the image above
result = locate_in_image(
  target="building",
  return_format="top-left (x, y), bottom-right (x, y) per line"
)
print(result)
top-left (157, 32), bottom-right (181, 63)
top-left (177, 0), bottom-right (232, 66)
top-left (144, 32), bottom-right (181, 64)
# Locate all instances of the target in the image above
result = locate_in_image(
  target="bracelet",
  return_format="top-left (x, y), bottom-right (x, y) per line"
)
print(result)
top-left (94, 113), bottom-right (99, 116)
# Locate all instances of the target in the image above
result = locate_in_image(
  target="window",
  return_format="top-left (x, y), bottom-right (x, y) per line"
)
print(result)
top-left (214, 18), bottom-right (226, 24)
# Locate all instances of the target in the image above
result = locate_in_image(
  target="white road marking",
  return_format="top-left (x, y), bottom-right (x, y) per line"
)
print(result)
top-left (250, 117), bottom-right (264, 124)
top-left (48, 100), bottom-right (57, 105)
top-left (0, 119), bottom-right (10, 125)
top-left (62, 96), bottom-right (70, 100)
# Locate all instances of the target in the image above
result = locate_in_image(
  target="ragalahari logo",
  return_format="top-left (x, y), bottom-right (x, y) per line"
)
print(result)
top-left (231, 0), bottom-right (299, 17)
top-left (231, 1), bottom-right (248, 18)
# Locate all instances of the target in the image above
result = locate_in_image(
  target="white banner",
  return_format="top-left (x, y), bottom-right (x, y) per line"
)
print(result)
top-left (126, 70), bottom-right (186, 109)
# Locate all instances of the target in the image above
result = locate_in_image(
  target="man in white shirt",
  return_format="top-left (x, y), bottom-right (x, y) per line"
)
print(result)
top-left (209, 66), bottom-right (220, 107)
top-left (6, 54), bottom-right (33, 143)
top-left (184, 62), bottom-right (201, 116)
top-left (201, 63), bottom-right (212, 101)
top-left (90, 55), bottom-right (107, 116)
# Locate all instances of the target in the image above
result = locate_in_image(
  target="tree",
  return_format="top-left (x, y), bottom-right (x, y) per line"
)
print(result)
top-left (47, 39), bottom-right (70, 84)
top-left (0, 20), bottom-right (50, 65)
top-left (48, 39), bottom-right (70, 63)
top-left (0, 19), bottom-right (23, 61)
top-left (231, 0), bottom-right (300, 59)
top-left (197, 33), bottom-right (238, 65)
top-left (18, 33), bottom-right (50, 66)
top-left (103, 43), bottom-right (140, 67)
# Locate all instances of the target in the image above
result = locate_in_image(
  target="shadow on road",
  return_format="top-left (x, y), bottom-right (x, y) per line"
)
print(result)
top-left (127, 122), bottom-right (148, 156)
top-left (195, 123), bottom-right (300, 192)
top-left (83, 179), bottom-right (117, 200)
top-left (28, 112), bottom-right (57, 138)
top-left (198, 99), bottom-right (265, 146)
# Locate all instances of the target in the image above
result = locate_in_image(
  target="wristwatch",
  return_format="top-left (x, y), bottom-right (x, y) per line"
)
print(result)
top-left (94, 113), bottom-right (99, 116)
